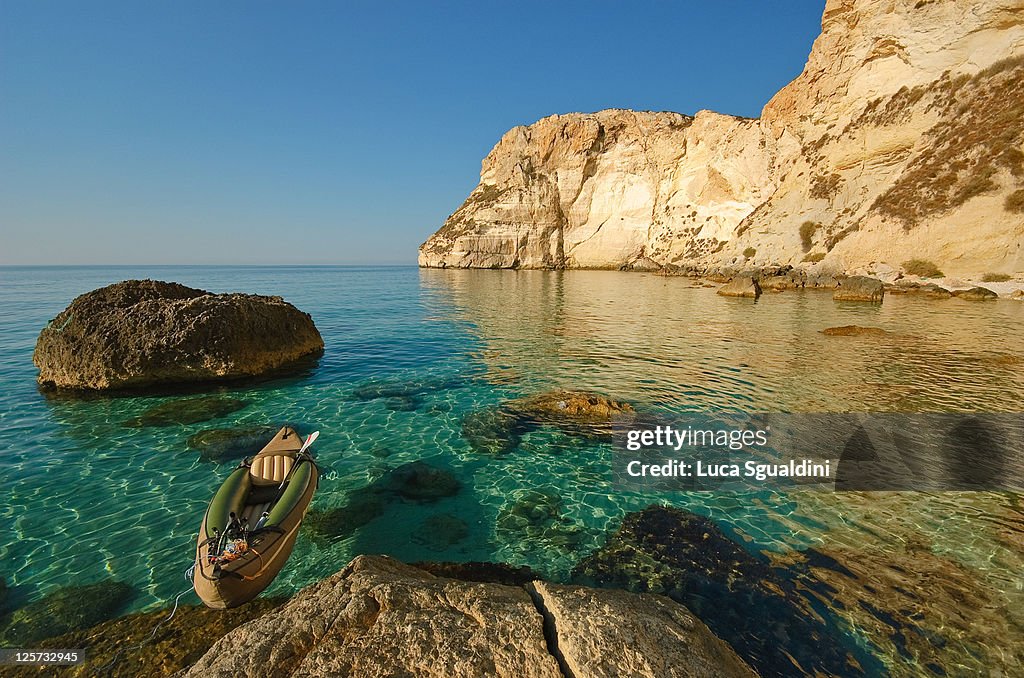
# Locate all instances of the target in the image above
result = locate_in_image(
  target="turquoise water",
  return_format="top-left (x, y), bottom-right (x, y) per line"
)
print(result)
top-left (1, 266), bottom-right (1023, 673)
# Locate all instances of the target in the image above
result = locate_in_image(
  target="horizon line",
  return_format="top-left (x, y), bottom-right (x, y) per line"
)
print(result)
top-left (0, 263), bottom-right (420, 268)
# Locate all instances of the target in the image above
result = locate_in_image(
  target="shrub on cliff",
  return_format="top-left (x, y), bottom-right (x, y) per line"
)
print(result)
top-left (902, 259), bottom-right (944, 278)
top-left (799, 221), bottom-right (819, 252)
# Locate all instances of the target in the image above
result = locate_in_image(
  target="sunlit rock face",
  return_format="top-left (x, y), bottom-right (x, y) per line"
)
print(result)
top-left (420, 0), bottom-right (1024, 278)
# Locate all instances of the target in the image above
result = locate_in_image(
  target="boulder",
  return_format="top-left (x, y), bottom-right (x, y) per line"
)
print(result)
top-left (953, 286), bottom-right (998, 300)
top-left (716, 275), bottom-right (761, 298)
top-left (833, 276), bottom-right (884, 302)
top-left (760, 274), bottom-right (800, 291)
top-left (180, 555), bottom-right (753, 678)
top-left (1011, 289), bottom-right (1024, 300)
top-left (33, 280), bottom-right (323, 390)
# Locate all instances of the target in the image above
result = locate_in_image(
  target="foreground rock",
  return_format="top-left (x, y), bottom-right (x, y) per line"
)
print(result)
top-left (716, 275), bottom-right (761, 298)
top-left (34, 280), bottom-right (323, 390)
top-left (529, 581), bottom-right (755, 678)
top-left (833, 276), bottom-right (884, 302)
top-left (574, 505), bottom-right (874, 677)
top-left (182, 555), bottom-right (753, 678)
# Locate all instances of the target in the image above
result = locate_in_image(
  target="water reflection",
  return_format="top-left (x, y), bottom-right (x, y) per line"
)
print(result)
top-left (420, 268), bottom-right (1024, 675)
top-left (420, 268), bottom-right (1024, 413)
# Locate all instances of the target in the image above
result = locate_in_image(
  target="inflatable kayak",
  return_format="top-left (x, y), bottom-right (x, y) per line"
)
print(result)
top-left (194, 426), bottom-right (319, 609)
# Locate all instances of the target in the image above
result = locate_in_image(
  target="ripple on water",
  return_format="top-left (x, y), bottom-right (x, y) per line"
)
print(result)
top-left (0, 267), bottom-right (1022, 672)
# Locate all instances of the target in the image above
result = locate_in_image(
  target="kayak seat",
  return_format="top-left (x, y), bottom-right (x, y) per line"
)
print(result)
top-left (250, 454), bottom-right (295, 487)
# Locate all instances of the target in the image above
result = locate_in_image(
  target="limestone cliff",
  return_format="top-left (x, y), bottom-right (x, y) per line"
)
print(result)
top-left (420, 0), bottom-right (1024, 277)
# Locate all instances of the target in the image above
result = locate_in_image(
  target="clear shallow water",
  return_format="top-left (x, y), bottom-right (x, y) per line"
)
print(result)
top-left (1, 266), bottom-right (1022, 673)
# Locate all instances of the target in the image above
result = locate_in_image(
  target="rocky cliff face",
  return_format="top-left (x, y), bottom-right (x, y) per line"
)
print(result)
top-left (420, 0), bottom-right (1024, 277)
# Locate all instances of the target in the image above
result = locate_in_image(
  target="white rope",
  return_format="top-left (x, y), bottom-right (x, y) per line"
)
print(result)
top-left (96, 560), bottom-right (197, 674)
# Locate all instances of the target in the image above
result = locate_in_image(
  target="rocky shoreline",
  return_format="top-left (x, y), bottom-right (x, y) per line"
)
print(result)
top-left (678, 265), bottom-right (1022, 301)
top-left (11, 555), bottom-right (755, 678)
top-left (10, 503), bottom-right (1019, 676)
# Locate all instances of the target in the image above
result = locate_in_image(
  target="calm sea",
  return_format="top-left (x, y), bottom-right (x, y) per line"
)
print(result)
top-left (1, 266), bottom-right (1022, 671)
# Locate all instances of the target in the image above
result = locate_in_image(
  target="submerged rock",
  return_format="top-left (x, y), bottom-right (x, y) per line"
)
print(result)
top-left (0, 580), bottom-right (136, 646)
top-left (716, 275), bottom-right (762, 298)
top-left (16, 597), bottom-right (284, 678)
top-left (383, 395), bottom-right (422, 411)
top-left (33, 280), bottom-right (323, 391)
top-left (779, 545), bottom-right (1022, 676)
top-left (573, 505), bottom-right (872, 677)
top-left (186, 424), bottom-right (282, 462)
top-left (820, 325), bottom-right (891, 337)
top-left (380, 461), bottom-right (461, 501)
top-left (496, 488), bottom-right (589, 551)
top-left (505, 390), bottom-right (635, 438)
top-left (305, 488), bottom-right (386, 543)
top-left (833, 276), bottom-right (884, 302)
top-left (306, 461), bottom-right (461, 542)
top-left (953, 286), bottom-right (998, 300)
top-left (352, 374), bottom-right (466, 401)
top-left (411, 513), bottom-right (470, 551)
top-left (122, 396), bottom-right (249, 428)
top-left (181, 555), bottom-right (753, 678)
top-left (461, 407), bottom-right (529, 455)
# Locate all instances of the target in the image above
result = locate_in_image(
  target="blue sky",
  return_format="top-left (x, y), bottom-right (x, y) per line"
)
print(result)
top-left (0, 1), bottom-right (824, 265)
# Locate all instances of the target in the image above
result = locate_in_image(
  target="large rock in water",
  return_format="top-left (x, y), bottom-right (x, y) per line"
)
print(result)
top-left (33, 280), bottom-right (323, 390)
top-left (181, 555), bottom-right (754, 678)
